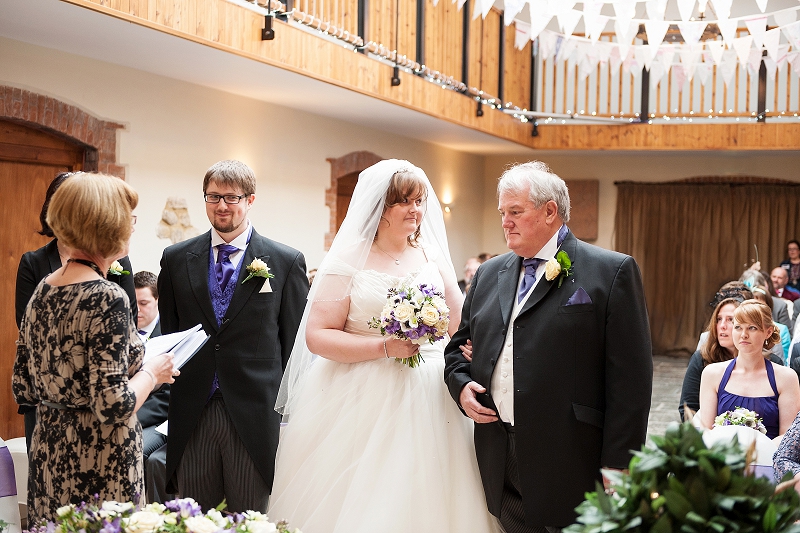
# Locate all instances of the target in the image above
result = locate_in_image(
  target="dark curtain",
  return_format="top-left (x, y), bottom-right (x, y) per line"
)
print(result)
top-left (615, 181), bottom-right (800, 355)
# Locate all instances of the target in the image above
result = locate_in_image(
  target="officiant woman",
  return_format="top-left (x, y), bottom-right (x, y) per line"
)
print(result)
top-left (12, 172), bottom-right (177, 522)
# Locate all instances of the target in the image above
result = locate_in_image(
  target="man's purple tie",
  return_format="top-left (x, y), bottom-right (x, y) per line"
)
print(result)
top-left (518, 258), bottom-right (545, 303)
top-left (215, 244), bottom-right (239, 289)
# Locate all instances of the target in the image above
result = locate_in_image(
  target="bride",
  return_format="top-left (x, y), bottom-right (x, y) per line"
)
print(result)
top-left (268, 160), bottom-right (499, 532)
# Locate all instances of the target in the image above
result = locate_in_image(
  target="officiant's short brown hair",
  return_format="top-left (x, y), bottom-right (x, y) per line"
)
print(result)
top-left (47, 172), bottom-right (138, 259)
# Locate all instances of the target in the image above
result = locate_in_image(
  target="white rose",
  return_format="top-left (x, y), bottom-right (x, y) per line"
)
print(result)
top-left (249, 258), bottom-right (268, 272)
top-left (420, 304), bottom-right (439, 326)
top-left (246, 521), bottom-right (277, 533)
top-left (56, 506), bottom-right (73, 517)
top-left (205, 509), bottom-right (228, 528)
top-left (183, 516), bottom-right (220, 533)
top-left (431, 296), bottom-right (447, 310)
top-left (126, 511), bottom-right (164, 533)
top-left (544, 258), bottom-right (561, 281)
top-left (435, 318), bottom-right (449, 336)
top-left (110, 260), bottom-right (123, 272)
top-left (394, 303), bottom-right (415, 323)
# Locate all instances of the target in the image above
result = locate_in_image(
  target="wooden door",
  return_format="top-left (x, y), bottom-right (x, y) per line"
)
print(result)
top-left (0, 119), bottom-right (85, 439)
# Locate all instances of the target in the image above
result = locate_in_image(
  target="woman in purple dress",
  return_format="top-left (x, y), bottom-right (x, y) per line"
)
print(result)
top-left (699, 300), bottom-right (800, 439)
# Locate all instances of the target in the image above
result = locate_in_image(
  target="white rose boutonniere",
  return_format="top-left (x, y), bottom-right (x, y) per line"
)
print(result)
top-left (108, 260), bottom-right (130, 276)
top-left (544, 250), bottom-right (574, 288)
top-left (242, 258), bottom-right (275, 285)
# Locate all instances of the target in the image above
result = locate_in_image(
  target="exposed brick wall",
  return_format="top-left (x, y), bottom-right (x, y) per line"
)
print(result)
top-left (324, 151), bottom-right (383, 249)
top-left (0, 85), bottom-right (125, 178)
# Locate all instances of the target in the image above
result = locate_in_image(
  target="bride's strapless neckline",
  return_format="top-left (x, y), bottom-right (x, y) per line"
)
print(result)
top-left (359, 261), bottom-right (435, 282)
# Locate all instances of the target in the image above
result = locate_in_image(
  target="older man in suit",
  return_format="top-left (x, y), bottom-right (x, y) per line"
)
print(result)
top-left (444, 161), bottom-right (653, 532)
top-left (158, 160), bottom-right (308, 512)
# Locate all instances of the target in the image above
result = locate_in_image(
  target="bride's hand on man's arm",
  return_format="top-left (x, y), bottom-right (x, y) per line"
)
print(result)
top-left (459, 339), bottom-right (473, 362)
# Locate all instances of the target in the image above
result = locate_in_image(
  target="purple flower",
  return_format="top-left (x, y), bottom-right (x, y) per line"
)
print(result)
top-left (99, 517), bottom-right (122, 533)
top-left (165, 498), bottom-right (202, 518)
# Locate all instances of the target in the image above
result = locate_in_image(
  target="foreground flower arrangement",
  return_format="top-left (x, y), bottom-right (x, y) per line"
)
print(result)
top-left (26, 498), bottom-right (300, 533)
top-left (714, 407), bottom-right (768, 435)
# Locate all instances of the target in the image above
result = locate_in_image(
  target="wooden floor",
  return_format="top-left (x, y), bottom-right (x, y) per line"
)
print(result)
top-left (647, 354), bottom-right (687, 439)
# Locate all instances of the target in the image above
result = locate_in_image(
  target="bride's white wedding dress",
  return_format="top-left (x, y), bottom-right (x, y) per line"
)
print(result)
top-left (268, 260), bottom-right (499, 533)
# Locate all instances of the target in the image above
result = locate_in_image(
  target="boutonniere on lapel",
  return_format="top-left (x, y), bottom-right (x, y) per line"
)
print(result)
top-left (108, 260), bottom-right (130, 276)
top-left (243, 258), bottom-right (274, 292)
top-left (544, 250), bottom-right (574, 288)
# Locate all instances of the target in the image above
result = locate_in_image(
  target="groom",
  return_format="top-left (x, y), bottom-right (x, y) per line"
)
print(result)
top-left (158, 160), bottom-right (308, 512)
top-left (444, 162), bottom-right (652, 532)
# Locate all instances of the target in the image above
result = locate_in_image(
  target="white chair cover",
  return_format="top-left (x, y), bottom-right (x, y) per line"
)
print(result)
top-left (0, 438), bottom-right (21, 533)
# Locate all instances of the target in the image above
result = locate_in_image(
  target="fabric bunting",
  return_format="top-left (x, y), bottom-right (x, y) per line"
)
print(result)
top-left (732, 35), bottom-right (754, 68)
top-left (677, 0), bottom-right (696, 22)
top-left (706, 40), bottom-right (725, 65)
top-left (744, 16), bottom-right (767, 48)
top-left (557, 9), bottom-right (583, 38)
top-left (514, 20), bottom-right (531, 50)
top-left (763, 27), bottom-right (781, 62)
top-left (677, 21), bottom-right (707, 46)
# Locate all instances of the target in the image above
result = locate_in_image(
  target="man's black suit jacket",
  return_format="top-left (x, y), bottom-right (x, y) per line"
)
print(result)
top-left (445, 231), bottom-right (653, 527)
top-left (158, 229), bottom-right (308, 493)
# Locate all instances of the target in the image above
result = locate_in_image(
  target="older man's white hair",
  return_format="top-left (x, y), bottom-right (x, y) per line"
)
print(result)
top-left (497, 161), bottom-right (570, 223)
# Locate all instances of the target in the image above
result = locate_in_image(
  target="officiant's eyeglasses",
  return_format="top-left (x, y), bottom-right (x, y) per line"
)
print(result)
top-left (204, 194), bottom-right (248, 204)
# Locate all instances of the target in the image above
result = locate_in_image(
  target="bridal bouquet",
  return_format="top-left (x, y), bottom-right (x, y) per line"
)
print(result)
top-left (368, 283), bottom-right (449, 368)
top-left (27, 497), bottom-right (300, 533)
top-left (714, 407), bottom-right (768, 435)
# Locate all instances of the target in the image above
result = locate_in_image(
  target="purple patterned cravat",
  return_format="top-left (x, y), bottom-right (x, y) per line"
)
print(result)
top-left (518, 257), bottom-right (545, 303)
top-left (215, 244), bottom-right (239, 290)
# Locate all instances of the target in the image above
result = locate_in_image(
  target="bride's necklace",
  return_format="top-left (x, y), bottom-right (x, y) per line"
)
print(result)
top-left (375, 242), bottom-right (407, 265)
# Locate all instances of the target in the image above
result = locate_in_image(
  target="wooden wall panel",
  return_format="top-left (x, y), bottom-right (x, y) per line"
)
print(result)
top-left (468, 8), bottom-right (500, 97)
top-left (503, 23), bottom-right (530, 109)
top-left (368, 0), bottom-right (417, 60)
top-left (423, 0), bottom-right (462, 79)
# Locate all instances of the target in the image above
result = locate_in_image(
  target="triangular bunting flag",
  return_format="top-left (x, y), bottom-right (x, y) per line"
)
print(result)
top-left (732, 35), bottom-right (754, 67)
top-left (596, 41), bottom-right (614, 63)
top-left (610, 45), bottom-right (623, 73)
top-left (763, 56), bottom-right (777, 80)
top-left (504, 0), bottom-right (526, 25)
top-left (659, 44), bottom-right (676, 75)
top-left (716, 19), bottom-right (739, 47)
top-left (781, 20), bottom-right (800, 50)
top-left (755, 0), bottom-right (768, 13)
top-left (773, 9), bottom-right (797, 29)
top-left (615, 19), bottom-right (638, 60)
top-left (679, 46), bottom-right (701, 81)
top-left (646, 0), bottom-right (668, 21)
top-left (711, 0), bottom-right (732, 21)
top-left (650, 60), bottom-right (666, 86)
top-left (557, 38), bottom-right (578, 63)
top-left (672, 64), bottom-right (687, 90)
top-left (696, 62), bottom-right (713, 85)
top-left (539, 31), bottom-right (558, 61)
top-left (747, 48), bottom-right (762, 76)
top-left (645, 20), bottom-right (670, 49)
top-left (763, 27), bottom-right (780, 62)
top-left (457, 0), bottom-right (467, 10)
top-left (514, 21), bottom-right (531, 49)
top-left (557, 9), bottom-right (583, 38)
top-left (677, 0), bottom-right (696, 22)
top-left (706, 40), bottom-right (725, 65)
top-left (719, 49), bottom-right (738, 87)
top-left (677, 21), bottom-right (707, 46)
top-left (588, 15), bottom-right (610, 43)
top-left (613, 0), bottom-right (637, 22)
top-left (634, 45), bottom-right (652, 71)
top-left (776, 44), bottom-right (790, 68)
top-left (529, 8), bottom-right (554, 44)
top-left (744, 16), bottom-right (767, 48)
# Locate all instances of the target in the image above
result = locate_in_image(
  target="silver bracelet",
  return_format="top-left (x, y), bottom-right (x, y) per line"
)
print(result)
top-left (383, 339), bottom-right (390, 359)
top-left (139, 367), bottom-right (157, 390)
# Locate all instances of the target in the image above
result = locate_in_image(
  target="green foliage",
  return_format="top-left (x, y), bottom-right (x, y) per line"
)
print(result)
top-left (564, 422), bottom-right (800, 533)
top-left (0, 519), bottom-right (8, 533)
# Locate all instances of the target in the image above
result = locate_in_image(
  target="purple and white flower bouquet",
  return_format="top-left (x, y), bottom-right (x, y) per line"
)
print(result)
top-left (368, 283), bottom-right (449, 368)
top-left (713, 407), bottom-right (767, 435)
top-left (26, 497), bottom-right (300, 533)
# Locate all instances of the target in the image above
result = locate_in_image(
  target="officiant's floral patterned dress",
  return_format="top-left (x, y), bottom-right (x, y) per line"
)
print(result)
top-left (13, 278), bottom-right (145, 523)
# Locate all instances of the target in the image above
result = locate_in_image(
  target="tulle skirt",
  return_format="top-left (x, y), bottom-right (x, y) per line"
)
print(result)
top-left (268, 345), bottom-right (500, 533)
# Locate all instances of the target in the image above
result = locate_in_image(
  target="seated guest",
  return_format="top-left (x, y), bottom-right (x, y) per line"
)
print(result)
top-left (772, 267), bottom-right (800, 303)
top-left (740, 269), bottom-right (792, 332)
top-left (699, 300), bottom-right (800, 439)
top-left (134, 271), bottom-right (171, 503)
top-left (781, 240), bottom-right (800, 292)
top-left (680, 283), bottom-right (749, 421)
top-left (752, 287), bottom-right (792, 362)
top-left (13, 172), bottom-right (178, 522)
top-left (457, 257), bottom-right (480, 295)
top-left (15, 171), bottom-right (138, 451)
top-left (774, 411), bottom-right (800, 488)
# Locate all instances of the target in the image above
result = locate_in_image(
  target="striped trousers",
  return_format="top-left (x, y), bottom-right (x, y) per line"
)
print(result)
top-left (500, 428), bottom-right (562, 533)
top-left (177, 394), bottom-right (270, 513)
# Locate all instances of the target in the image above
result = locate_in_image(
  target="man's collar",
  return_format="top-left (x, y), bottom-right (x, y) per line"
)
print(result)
top-left (140, 313), bottom-right (160, 335)
top-left (211, 220), bottom-right (252, 250)
top-left (532, 224), bottom-right (567, 261)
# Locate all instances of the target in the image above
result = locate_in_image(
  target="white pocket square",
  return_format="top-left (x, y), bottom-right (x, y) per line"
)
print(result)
top-left (259, 279), bottom-right (273, 293)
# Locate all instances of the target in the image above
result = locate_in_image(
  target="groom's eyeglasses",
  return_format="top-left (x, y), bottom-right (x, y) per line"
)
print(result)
top-left (204, 194), bottom-right (248, 204)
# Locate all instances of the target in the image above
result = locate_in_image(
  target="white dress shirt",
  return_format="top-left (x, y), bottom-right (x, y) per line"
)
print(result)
top-left (210, 219), bottom-right (252, 270)
top-left (138, 314), bottom-right (160, 343)
top-left (491, 228), bottom-right (562, 425)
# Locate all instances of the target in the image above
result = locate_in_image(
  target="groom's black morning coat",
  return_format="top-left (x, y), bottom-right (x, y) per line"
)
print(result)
top-left (444, 230), bottom-right (653, 527)
top-left (158, 228), bottom-right (308, 493)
